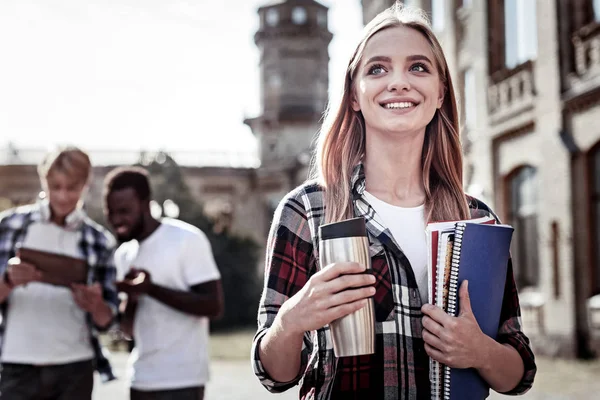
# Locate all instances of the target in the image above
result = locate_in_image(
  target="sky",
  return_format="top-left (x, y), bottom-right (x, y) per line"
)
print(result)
top-left (0, 0), bottom-right (364, 154)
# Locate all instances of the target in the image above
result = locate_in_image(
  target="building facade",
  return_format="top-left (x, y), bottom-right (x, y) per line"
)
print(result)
top-left (0, 0), bottom-right (332, 254)
top-left (362, 0), bottom-right (600, 358)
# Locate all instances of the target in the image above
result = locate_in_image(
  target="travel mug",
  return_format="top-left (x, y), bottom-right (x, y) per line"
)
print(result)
top-left (318, 217), bottom-right (375, 357)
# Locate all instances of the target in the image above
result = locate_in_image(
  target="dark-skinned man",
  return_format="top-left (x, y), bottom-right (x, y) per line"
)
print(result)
top-left (103, 167), bottom-right (224, 400)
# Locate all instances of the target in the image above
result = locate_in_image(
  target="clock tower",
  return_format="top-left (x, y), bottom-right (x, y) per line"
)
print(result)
top-left (245, 0), bottom-right (332, 174)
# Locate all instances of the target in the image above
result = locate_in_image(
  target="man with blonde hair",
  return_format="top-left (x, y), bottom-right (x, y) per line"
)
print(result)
top-left (0, 146), bottom-right (119, 399)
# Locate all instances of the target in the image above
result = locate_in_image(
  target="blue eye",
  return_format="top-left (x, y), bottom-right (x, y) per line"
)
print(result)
top-left (410, 63), bottom-right (429, 73)
top-left (368, 64), bottom-right (386, 75)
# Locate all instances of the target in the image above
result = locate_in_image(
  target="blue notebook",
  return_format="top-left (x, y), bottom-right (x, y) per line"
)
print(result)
top-left (426, 221), bottom-right (514, 399)
top-left (443, 222), bottom-right (514, 400)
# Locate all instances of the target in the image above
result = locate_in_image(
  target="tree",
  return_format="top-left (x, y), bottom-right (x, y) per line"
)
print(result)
top-left (139, 152), bottom-right (261, 331)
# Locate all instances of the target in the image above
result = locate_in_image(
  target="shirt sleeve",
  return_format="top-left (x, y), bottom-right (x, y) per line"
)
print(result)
top-left (95, 241), bottom-right (120, 329)
top-left (181, 229), bottom-right (221, 287)
top-left (495, 258), bottom-right (537, 395)
top-left (251, 192), bottom-right (316, 393)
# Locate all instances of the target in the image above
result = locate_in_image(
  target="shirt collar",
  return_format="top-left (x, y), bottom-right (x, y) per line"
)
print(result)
top-left (38, 198), bottom-right (86, 231)
top-left (350, 162), bottom-right (366, 199)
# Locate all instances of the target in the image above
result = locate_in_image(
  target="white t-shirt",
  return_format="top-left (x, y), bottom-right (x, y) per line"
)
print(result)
top-left (363, 191), bottom-right (428, 305)
top-left (2, 222), bottom-right (94, 364)
top-left (114, 218), bottom-right (221, 391)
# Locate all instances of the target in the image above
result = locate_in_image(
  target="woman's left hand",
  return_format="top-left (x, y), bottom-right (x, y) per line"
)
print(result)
top-left (421, 280), bottom-right (489, 369)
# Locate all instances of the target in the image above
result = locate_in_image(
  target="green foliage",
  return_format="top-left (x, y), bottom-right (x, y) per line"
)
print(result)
top-left (139, 152), bottom-right (261, 331)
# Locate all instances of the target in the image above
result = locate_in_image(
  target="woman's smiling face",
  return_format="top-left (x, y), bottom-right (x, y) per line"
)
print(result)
top-left (352, 25), bottom-right (445, 140)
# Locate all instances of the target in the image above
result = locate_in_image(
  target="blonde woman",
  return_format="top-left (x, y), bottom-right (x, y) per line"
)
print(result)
top-left (252, 4), bottom-right (536, 399)
top-left (0, 147), bottom-right (118, 399)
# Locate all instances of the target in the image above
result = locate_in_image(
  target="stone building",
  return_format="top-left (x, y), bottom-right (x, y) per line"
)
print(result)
top-left (0, 0), bottom-right (332, 251)
top-left (361, 0), bottom-right (600, 358)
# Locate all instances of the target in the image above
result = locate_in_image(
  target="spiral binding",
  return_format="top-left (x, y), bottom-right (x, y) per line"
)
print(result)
top-left (447, 222), bottom-right (465, 317)
top-left (440, 222), bottom-right (467, 400)
top-left (443, 363), bottom-right (451, 400)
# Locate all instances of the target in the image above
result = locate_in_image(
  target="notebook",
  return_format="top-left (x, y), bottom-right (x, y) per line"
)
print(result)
top-left (426, 221), bottom-right (514, 400)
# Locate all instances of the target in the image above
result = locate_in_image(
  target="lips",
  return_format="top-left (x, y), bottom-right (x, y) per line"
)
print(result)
top-left (116, 226), bottom-right (129, 235)
top-left (379, 97), bottom-right (420, 110)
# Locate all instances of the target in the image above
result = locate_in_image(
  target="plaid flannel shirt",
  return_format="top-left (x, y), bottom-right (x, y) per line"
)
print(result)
top-left (252, 164), bottom-right (536, 399)
top-left (0, 203), bottom-right (119, 382)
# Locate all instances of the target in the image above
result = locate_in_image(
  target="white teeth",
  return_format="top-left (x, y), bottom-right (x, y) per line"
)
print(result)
top-left (383, 102), bottom-right (415, 109)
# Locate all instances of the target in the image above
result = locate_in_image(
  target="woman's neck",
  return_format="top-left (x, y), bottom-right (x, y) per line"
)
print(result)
top-left (364, 130), bottom-right (426, 207)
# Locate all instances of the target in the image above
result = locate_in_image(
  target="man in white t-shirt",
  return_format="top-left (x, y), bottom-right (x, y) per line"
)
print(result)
top-left (103, 167), bottom-right (223, 400)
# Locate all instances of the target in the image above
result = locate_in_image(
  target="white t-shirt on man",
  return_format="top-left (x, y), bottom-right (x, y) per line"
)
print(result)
top-left (114, 218), bottom-right (221, 391)
top-left (363, 191), bottom-right (428, 305)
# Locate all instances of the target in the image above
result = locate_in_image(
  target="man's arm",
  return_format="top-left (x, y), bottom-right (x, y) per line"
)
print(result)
top-left (147, 279), bottom-right (223, 318)
top-left (0, 279), bottom-right (12, 303)
top-left (119, 295), bottom-right (138, 339)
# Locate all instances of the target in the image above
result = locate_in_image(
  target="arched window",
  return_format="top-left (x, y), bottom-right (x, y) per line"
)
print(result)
top-left (508, 166), bottom-right (539, 288)
top-left (590, 147), bottom-right (600, 294)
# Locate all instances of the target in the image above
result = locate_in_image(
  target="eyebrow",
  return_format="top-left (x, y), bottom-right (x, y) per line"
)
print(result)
top-left (364, 54), bottom-right (434, 65)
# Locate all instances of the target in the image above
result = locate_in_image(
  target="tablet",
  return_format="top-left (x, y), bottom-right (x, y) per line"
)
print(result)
top-left (17, 247), bottom-right (88, 287)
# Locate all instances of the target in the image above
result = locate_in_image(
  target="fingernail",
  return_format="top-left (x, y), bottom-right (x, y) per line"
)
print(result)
top-left (368, 275), bottom-right (376, 283)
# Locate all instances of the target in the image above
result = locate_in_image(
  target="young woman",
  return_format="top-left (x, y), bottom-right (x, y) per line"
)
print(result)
top-left (252, 3), bottom-right (536, 400)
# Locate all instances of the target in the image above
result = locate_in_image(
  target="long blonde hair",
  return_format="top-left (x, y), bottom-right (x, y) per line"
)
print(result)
top-left (311, 3), bottom-right (469, 224)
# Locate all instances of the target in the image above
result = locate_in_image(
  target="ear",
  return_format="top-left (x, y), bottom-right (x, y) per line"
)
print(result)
top-left (437, 85), bottom-right (446, 109)
top-left (351, 91), bottom-right (361, 112)
top-left (77, 185), bottom-right (89, 209)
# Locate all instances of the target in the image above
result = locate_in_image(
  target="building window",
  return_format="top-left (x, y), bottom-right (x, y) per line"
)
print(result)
top-left (463, 68), bottom-right (477, 129)
top-left (431, 0), bottom-right (445, 32)
top-left (504, 0), bottom-right (537, 68)
top-left (508, 166), bottom-right (539, 289)
top-left (317, 10), bottom-right (327, 28)
top-left (292, 6), bottom-right (307, 25)
top-left (266, 9), bottom-right (279, 27)
top-left (591, 147), bottom-right (600, 294)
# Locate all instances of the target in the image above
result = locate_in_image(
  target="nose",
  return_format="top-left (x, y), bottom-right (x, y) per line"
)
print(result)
top-left (387, 69), bottom-right (411, 92)
top-left (52, 189), bottom-right (69, 203)
top-left (109, 213), bottom-right (124, 228)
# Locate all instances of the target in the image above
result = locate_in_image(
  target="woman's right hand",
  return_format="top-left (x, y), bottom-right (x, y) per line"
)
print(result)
top-left (6, 257), bottom-right (43, 287)
top-left (277, 262), bottom-right (376, 335)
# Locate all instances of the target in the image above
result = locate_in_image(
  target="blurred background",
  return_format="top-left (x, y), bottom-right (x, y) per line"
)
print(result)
top-left (1, 0), bottom-right (600, 399)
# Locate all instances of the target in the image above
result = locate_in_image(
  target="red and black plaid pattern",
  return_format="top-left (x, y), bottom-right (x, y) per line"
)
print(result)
top-left (252, 164), bottom-right (536, 399)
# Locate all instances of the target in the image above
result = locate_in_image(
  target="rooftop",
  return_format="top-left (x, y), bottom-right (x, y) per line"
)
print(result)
top-left (0, 144), bottom-right (260, 169)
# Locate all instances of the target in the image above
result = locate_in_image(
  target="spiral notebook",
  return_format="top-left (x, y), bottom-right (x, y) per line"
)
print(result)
top-left (426, 220), bottom-right (514, 400)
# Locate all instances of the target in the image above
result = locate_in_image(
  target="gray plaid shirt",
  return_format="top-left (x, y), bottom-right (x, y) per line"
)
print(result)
top-left (0, 203), bottom-right (119, 382)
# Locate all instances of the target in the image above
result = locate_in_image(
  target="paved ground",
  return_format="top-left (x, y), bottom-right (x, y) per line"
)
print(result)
top-left (94, 352), bottom-right (600, 400)
top-left (93, 352), bottom-right (298, 400)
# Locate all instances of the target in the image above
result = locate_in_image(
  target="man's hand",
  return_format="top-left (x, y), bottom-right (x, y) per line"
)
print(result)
top-left (6, 257), bottom-right (43, 287)
top-left (421, 281), bottom-right (489, 369)
top-left (72, 282), bottom-right (113, 328)
top-left (116, 268), bottom-right (152, 296)
top-left (72, 282), bottom-right (105, 313)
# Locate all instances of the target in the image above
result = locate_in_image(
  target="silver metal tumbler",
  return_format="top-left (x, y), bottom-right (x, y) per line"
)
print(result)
top-left (318, 217), bottom-right (375, 357)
